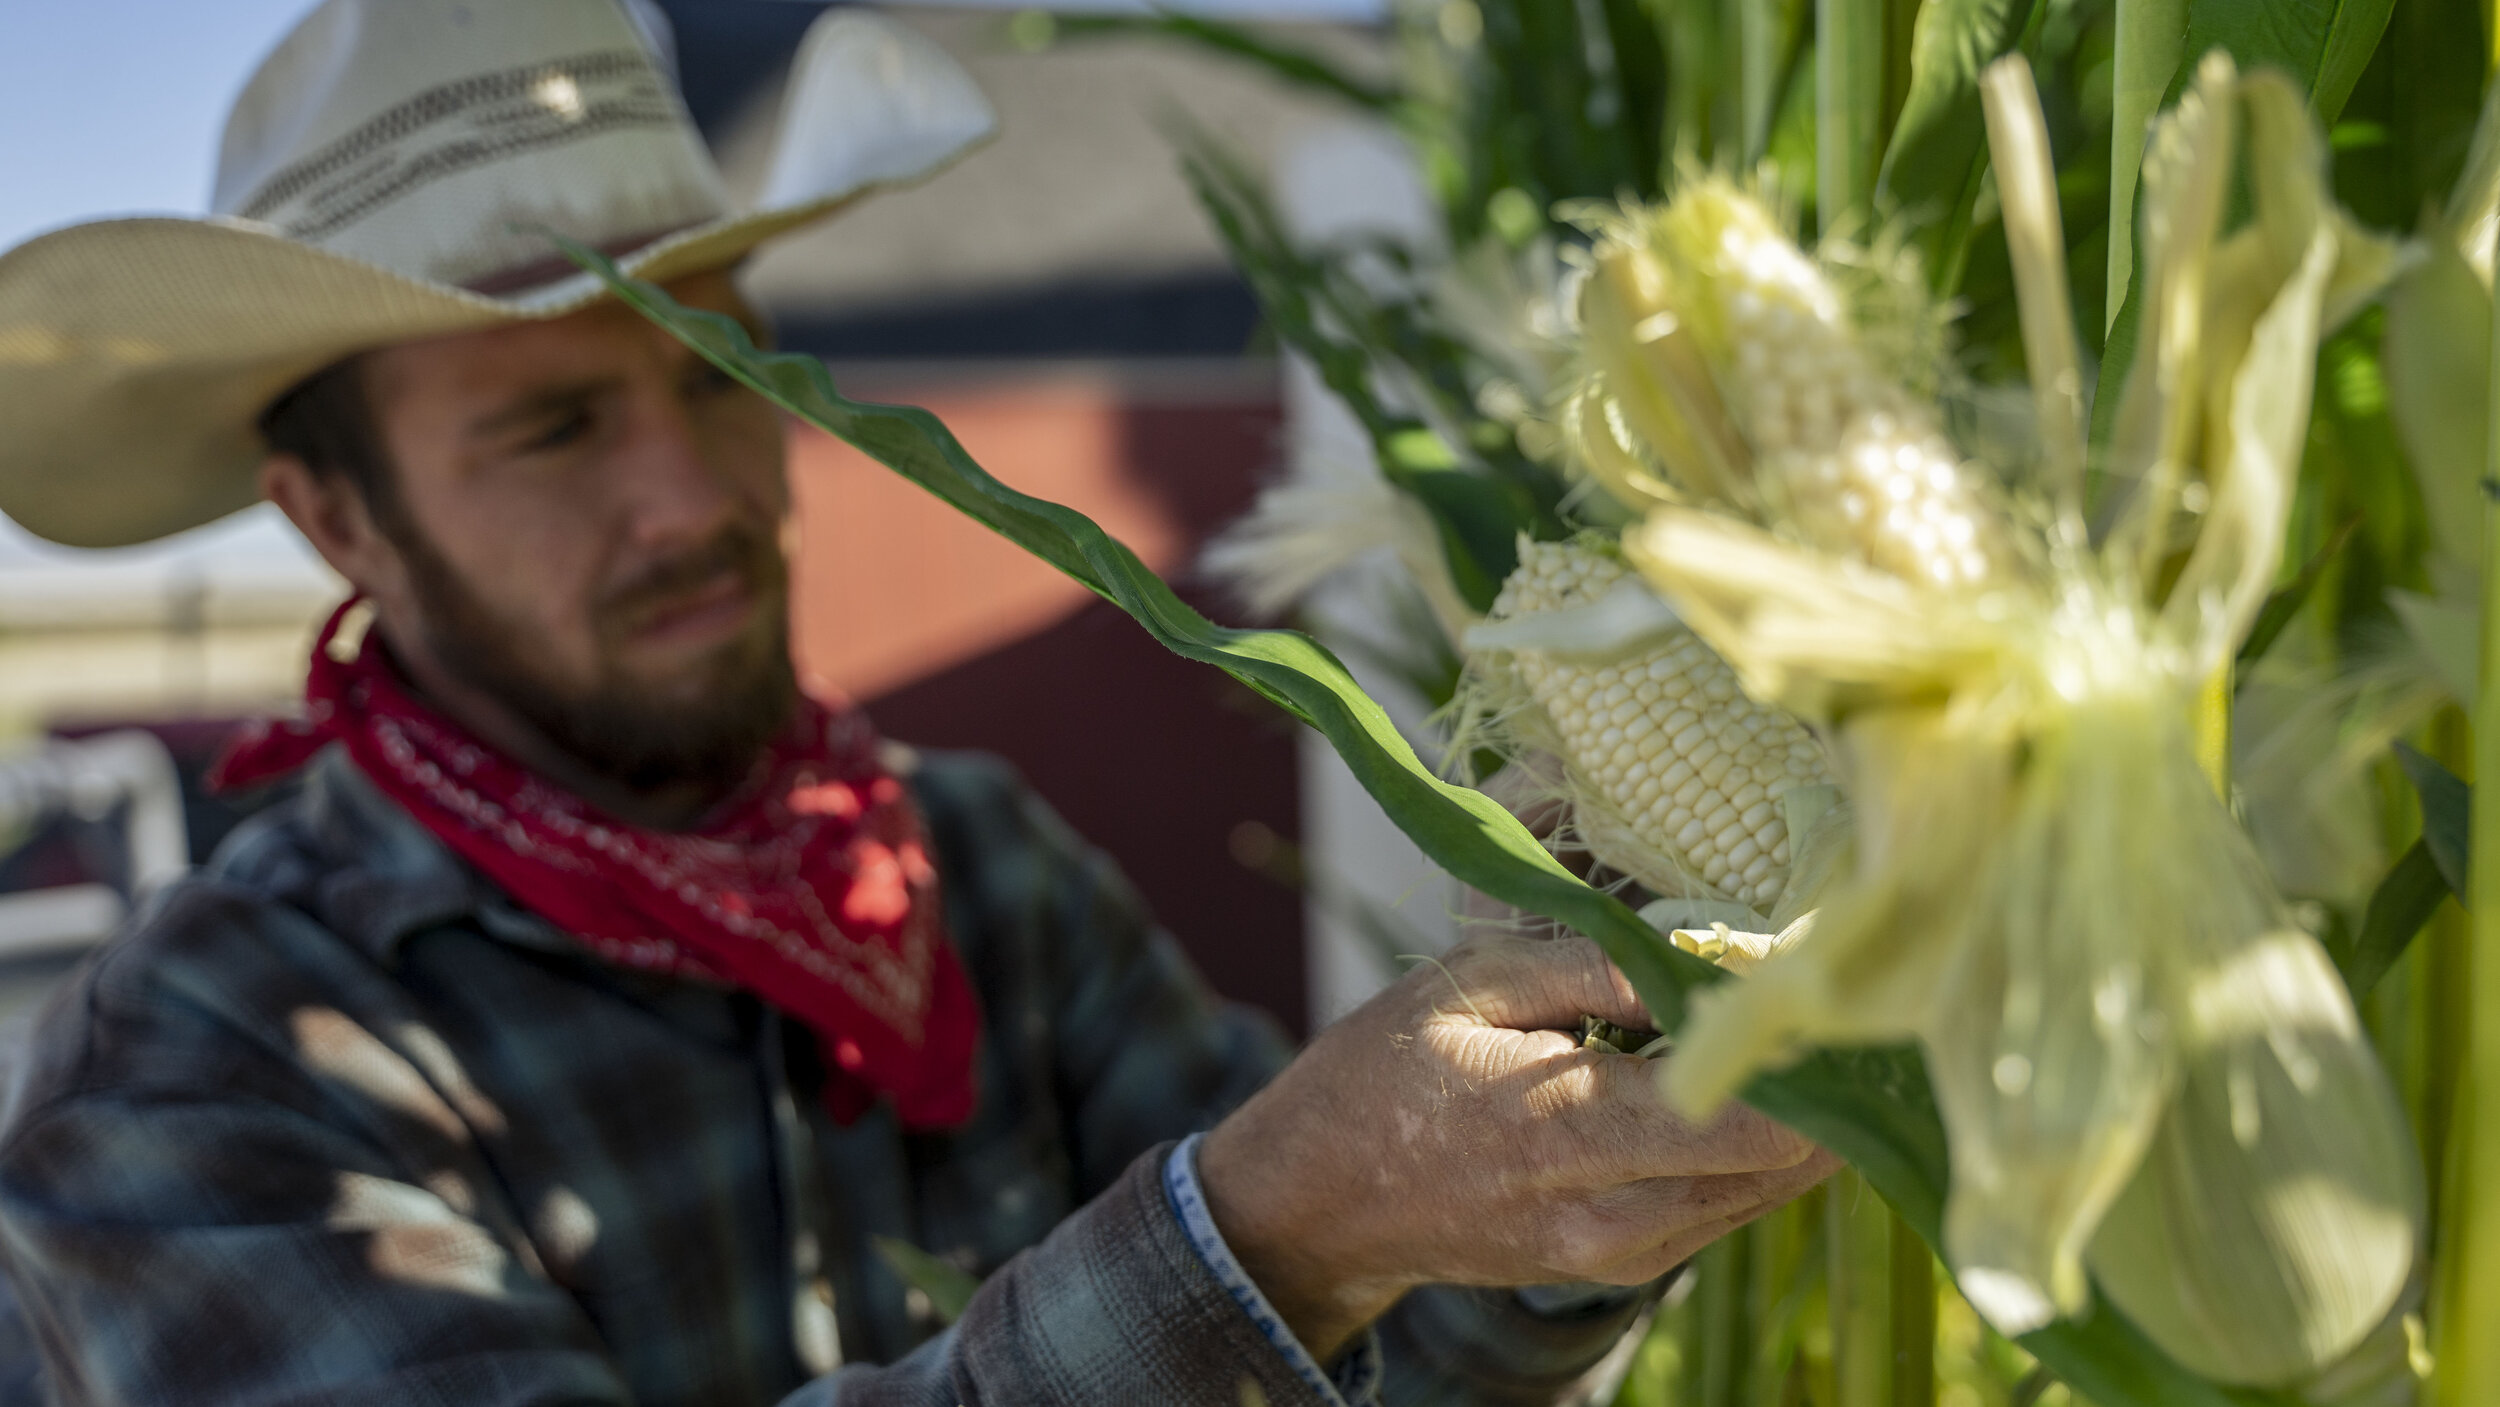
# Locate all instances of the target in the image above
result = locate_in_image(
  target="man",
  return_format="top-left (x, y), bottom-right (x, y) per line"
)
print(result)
top-left (0, 3), bottom-right (1832, 1403)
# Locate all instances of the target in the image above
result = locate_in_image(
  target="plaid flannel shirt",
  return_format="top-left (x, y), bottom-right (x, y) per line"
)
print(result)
top-left (0, 746), bottom-right (1654, 1406)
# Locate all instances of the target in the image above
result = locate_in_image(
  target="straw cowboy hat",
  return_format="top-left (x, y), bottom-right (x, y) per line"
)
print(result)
top-left (0, 0), bottom-right (996, 549)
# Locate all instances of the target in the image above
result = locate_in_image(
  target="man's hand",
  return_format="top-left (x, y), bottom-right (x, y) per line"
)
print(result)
top-left (1198, 930), bottom-right (1837, 1362)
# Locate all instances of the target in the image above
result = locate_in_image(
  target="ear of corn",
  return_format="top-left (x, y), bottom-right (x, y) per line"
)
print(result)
top-left (1468, 536), bottom-right (1836, 916)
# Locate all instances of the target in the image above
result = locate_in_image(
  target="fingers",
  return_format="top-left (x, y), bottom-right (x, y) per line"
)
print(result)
top-left (1615, 1154), bottom-right (1833, 1230)
top-left (1438, 932), bottom-right (1655, 1035)
top-left (1420, 935), bottom-right (1814, 1180)
top-left (1539, 1052), bottom-right (1818, 1176)
top-left (1567, 1152), bottom-right (1842, 1284)
top-left (1787, 1146), bottom-right (1844, 1186)
top-left (1632, 1150), bottom-right (1839, 1275)
top-left (1468, 1022), bottom-right (1816, 1178)
top-left (1579, 1218), bottom-right (1737, 1288)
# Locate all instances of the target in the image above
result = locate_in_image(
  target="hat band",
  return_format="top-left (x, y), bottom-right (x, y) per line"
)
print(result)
top-left (459, 218), bottom-right (710, 297)
top-left (232, 49), bottom-right (691, 245)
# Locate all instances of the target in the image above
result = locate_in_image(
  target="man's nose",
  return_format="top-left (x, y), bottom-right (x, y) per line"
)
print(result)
top-left (610, 389), bottom-right (743, 549)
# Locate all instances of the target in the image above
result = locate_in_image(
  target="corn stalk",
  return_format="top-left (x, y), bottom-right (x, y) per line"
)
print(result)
top-left (1816, 0), bottom-right (1885, 235)
top-left (2431, 138), bottom-right (2500, 1403)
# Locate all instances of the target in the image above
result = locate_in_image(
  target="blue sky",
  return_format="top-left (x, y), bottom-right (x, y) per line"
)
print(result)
top-left (0, 0), bottom-right (1387, 250)
top-left (0, 0), bottom-right (318, 251)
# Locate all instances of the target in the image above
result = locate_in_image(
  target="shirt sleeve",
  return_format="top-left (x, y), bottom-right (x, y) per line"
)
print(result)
top-left (782, 1142), bottom-right (1350, 1407)
top-left (1163, 1133), bottom-right (1384, 1407)
top-left (789, 1137), bottom-right (1651, 1407)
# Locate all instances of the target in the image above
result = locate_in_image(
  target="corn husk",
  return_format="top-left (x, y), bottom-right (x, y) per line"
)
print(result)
top-left (1557, 55), bottom-right (2420, 1387)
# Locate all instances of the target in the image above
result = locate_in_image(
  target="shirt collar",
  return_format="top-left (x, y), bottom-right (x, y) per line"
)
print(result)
top-left (286, 747), bottom-right (581, 964)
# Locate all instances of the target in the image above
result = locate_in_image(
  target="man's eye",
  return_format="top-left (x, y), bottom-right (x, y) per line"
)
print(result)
top-left (525, 411), bottom-right (592, 452)
top-left (688, 362), bottom-right (741, 397)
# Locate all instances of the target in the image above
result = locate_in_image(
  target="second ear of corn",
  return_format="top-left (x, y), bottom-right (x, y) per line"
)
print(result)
top-left (1478, 537), bottom-right (1834, 913)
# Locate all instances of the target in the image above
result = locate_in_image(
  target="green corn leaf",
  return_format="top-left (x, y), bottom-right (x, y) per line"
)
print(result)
top-left (2089, 282), bottom-right (2145, 525)
top-left (1739, 0), bottom-right (1817, 169)
top-left (2438, 207), bottom-right (2500, 1404)
top-left (576, 251), bottom-right (2306, 1407)
top-left (1652, 0), bottom-right (1727, 165)
top-left (2108, 0), bottom-right (2187, 338)
top-left (1876, 0), bottom-right (2042, 237)
top-left (2396, 741), bottom-right (2472, 901)
top-left (1594, 0), bottom-right (1672, 189)
top-left (2160, 0), bottom-right (2398, 128)
top-left (2382, 222), bottom-right (2492, 574)
top-left (2236, 515), bottom-right (2359, 668)
top-left (1385, 459), bottom-right (1529, 610)
top-left (1472, 0), bottom-right (1653, 209)
top-left (2328, 0), bottom-right (2489, 233)
top-left (1038, 13), bottom-right (1397, 113)
top-left (2339, 840), bottom-right (2448, 999)
top-left (870, 1235), bottom-right (983, 1326)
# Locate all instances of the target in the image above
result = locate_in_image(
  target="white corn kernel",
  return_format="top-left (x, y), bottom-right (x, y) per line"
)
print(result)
top-left (1484, 538), bottom-right (1837, 906)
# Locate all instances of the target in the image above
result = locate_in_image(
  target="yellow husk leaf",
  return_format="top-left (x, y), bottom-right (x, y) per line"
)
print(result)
top-left (2086, 929), bottom-right (2421, 1385)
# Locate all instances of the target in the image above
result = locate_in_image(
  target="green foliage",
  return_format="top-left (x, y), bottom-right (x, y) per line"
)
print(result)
top-left (1816, 0), bottom-right (1891, 232)
top-left (1431, 0), bottom-right (1672, 241)
top-left (1881, 0), bottom-right (2042, 208)
top-left (2398, 741), bottom-right (2472, 897)
top-left (2382, 229), bottom-right (2492, 573)
top-left (2340, 839), bottom-right (2449, 997)
top-left (1953, 1), bottom-right (2119, 380)
top-left (2236, 516), bottom-right (2358, 667)
top-left (1877, 0), bottom-right (2045, 267)
top-left (2327, 0), bottom-right (2487, 231)
top-left (2159, 0), bottom-right (2400, 125)
top-left (2304, 314), bottom-right (2435, 657)
top-left (870, 1236), bottom-right (982, 1326)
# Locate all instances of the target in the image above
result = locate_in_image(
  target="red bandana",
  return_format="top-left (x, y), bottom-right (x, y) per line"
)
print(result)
top-left (213, 600), bottom-right (981, 1130)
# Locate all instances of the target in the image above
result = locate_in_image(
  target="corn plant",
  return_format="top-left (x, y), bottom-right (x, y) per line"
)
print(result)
top-left (567, 0), bottom-right (2500, 1401)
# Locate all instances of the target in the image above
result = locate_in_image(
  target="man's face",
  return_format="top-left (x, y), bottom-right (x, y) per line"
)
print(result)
top-left (357, 271), bottom-right (797, 794)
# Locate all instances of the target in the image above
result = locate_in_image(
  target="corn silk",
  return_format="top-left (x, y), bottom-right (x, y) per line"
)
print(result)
top-left (1556, 57), bottom-right (2420, 1387)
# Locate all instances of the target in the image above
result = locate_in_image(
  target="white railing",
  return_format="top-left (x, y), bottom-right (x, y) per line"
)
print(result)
top-left (0, 731), bottom-right (188, 960)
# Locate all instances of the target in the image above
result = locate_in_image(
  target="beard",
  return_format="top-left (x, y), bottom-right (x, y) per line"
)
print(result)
top-left (389, 516), bottom-right (801, 800)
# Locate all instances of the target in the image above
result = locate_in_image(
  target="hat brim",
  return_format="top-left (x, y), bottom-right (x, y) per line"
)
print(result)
top-left (0, 183), bottom-right (915, 549)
